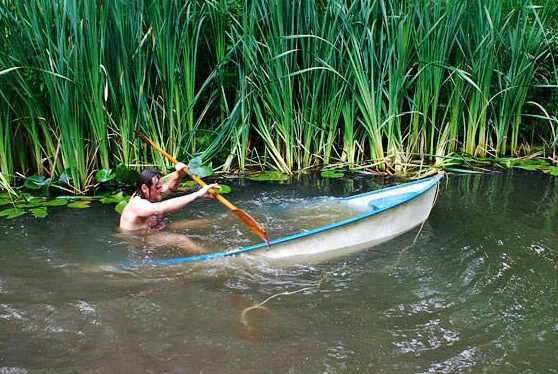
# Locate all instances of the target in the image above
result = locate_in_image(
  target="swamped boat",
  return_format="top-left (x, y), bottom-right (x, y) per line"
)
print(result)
top-left (133, 173), bottom-right (444, 266)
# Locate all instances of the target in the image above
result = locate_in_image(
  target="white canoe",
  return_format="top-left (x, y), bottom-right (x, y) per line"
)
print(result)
top-left (134, 173), bottom-right (444, 266)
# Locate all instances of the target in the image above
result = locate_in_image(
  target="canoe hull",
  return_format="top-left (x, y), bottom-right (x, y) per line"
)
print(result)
top-left (260, 182), bottom-right (438, 263)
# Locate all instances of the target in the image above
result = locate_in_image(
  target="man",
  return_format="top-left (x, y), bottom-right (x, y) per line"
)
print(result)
top-left (120, 163), bottom-right (220, 254)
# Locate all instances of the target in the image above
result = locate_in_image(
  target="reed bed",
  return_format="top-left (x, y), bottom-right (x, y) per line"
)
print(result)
top-left (0, 0), bottom-right (556, 192)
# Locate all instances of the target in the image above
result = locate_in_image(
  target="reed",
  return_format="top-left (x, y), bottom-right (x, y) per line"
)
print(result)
top-left (0, 0), bottom-right (557, 193)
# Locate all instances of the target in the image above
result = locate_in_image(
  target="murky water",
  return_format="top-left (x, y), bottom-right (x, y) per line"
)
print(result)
top-left (1, 171), bottom-right (557, 373)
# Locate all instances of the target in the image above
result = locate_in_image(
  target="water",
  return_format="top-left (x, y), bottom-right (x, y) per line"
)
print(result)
top-left (1, 171), bottom-right (557, 373)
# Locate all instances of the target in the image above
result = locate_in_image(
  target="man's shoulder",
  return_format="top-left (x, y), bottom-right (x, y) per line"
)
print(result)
top-left (127, 195), bottom-right (151, 208)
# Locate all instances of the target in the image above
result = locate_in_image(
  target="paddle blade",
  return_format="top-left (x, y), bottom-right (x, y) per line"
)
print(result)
top-left (232, 209), bottom-right (270, 246)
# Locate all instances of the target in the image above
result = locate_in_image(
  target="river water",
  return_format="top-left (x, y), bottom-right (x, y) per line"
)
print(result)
top-left (1, 171), bottom-right (557, 373)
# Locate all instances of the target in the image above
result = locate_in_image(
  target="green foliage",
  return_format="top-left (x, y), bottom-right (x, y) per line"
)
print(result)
top-left (0, 208), bottom-right (25, 219)
top-left (188, 156), bottom-right (214, 178)
top-left (0, 0), bottom-right (557, 190)
top-left (213, 184), bottom-right (231, 194)
top-left (115, 200), bottom-right (127, 214)
top-left (67, 201), bottom-right (92, 209)
top-left (24, 175), bottom-right (50, 190)
top-left (320, 171), bottom-right (344, 179)
top-left (95, 169), bottom-right (116, 183)
top-left (247, 171), bottom-right (289, 182)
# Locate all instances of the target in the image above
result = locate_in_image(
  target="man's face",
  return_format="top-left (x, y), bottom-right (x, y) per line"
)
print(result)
top-left (144, 176), bottom-right (163, 203)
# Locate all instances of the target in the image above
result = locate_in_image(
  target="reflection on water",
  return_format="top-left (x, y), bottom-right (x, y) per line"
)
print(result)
top-left (1, 171), bottom-right (558, 373)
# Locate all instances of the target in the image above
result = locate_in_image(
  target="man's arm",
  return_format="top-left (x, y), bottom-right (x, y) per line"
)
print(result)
top-left (131, 183), bottom-right (220, 218)
top-left (162, 162), bottom-right (188, 197)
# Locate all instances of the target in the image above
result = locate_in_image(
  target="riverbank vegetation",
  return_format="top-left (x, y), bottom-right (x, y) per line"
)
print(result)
top-left (1, 0), bottom-right (558, 194)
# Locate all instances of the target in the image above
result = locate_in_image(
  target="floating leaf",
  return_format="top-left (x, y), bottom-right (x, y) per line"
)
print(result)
top-left (0, 198), bottom-right (11, 207)
top-left (0, 208), bottom-right (26, 219)
top-left (101, 191), bottom-right (126, 204)
top-left (180, 181), bottom-right (198, 190)
top-left (67, 201), bottom-right (91, 209)
top-left (95, 169), bottom-right (116, 183)
top-left (321, 170), bottom-right (345, 179)
top-left (24, 175), bottom-right (50, 190)
top-left (42, 198), bottom-right (69, 207)
top-left (29, 207), bottom-right (48, 218)
top-left (547, 167), bottom-right (558, 177)
top-left (115, 200), bottom-right (127, 214)
top-left (247, 171), bottom-right (289, 182)
top-left (213, 184), bottom-right (231, 194)
top-left (188, 156), bottom-right (213, 178)
top-left (518, 159), bottom-right (551, 166)
top-left (514, 165), bottom-right (538, 171)
top-left (116, 164), bottom-right (139, 185)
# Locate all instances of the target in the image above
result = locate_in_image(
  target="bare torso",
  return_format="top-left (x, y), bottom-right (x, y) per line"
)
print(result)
top-left (119, 196), bottom-right (165, 231)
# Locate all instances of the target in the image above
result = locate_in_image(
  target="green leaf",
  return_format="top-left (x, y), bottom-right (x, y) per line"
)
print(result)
top-left (179, 181), bottom-right (198, 190)
top-left (0, 208), bottom-right (26, 219)
top-left (502, 159), bottom-right (516, 169)
top-left (519, 159), bottom-right (551, 166)
top-left (0, 198), bottom-right (12, 207)
top-left (101, 191), bottom-right (126, 204)
top-left (188, 156), bottom-right (213, 178)
top-left (116, 164), bottom-right (139, 185)
top-left (57, 169), bottom-right (72, 184)
top-left (213, 184), bottom-right (231, 194)
top-left (247, 171), bottom-right (289, 182)
top-left (29, 207), bottom-right (48, 218)
top-left (42, 198), bottom-right (69, 207)
top-left (320, 170), bottom-right (345, 179)
top-left (115, 200), bottom-right (127, 214)
top-left (67, 201), bottom-right (91, 209)
top-left (514, 165), bottom-right (538, 171)
top-left (547, 167), bottom-right (558, 176)
top-left (95, 169), bottom-right (116, 183)
top-left (24, 175), bottom-right (50, 190)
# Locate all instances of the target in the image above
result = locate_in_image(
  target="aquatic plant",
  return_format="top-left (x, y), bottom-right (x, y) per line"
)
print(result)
top-left (0, 0), bottom-right (557, 194)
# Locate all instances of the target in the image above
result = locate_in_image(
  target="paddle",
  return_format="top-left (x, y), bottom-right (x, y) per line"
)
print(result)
top-left (135, 131), bottom-right (270, 246)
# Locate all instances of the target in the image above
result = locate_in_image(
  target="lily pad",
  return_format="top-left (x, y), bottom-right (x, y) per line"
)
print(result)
top-left (101, 191), bottom-right (127, 204)
top-left (514, 165), bottom-right (539, 171)
top-left (95, 169), bottom-right (116, 183)
top-left (320, 170), bottom-right (345, 179)
top-left (213, 184), bottom-right (231, 194)
top-left (179, 181), bottom-right (199, 190)
top-left (247, 171), bottom-right (289, 182)
top-left (42, 198), bottom-right (69, 207)
top-left (29, 207), bottom-right (48, 218)
top-left (0, 208), bottom-right (26, 219)
top-left (24, 175), bottom-right (50, 190)
top-left (115, 200), bottom-right (127, 214)
top-left (67, 201), bottom-right (91, 209)
top-left (547, 167), bottom-right (558, 177)
top-left (188, 156), bottom-right (213, 178)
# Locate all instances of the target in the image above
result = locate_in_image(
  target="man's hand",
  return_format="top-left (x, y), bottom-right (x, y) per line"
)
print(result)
top-left (175, 162), bottom-right (188, 176)
top-left (196, 183), bottom-right (221, 198)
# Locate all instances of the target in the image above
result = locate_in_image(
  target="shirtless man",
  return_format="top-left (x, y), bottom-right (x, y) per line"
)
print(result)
top-left (120, 163), bottom-right (220, 254)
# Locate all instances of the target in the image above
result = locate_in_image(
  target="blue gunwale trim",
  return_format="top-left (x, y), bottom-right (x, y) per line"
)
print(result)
top-left (126, 174), bottom-right (444, 267)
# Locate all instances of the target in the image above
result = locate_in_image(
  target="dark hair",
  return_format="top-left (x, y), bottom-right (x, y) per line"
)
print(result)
top-left (135, 169), bottom-right (162, 198)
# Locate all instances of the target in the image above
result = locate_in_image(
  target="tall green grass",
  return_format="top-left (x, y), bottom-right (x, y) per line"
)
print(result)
top-left (0, 0), bottom-right (556, 193)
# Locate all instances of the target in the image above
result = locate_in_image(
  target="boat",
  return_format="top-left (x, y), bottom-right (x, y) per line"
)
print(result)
top-left (130, 173), bottom-right (444, 266)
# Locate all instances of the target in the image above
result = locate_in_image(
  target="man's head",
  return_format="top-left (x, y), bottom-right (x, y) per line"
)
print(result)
top-left (135, 169), bottom-right (163, 202)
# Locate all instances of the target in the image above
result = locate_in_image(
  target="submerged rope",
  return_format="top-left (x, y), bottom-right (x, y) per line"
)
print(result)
top-left (240, 269), bottom-right (336, 329)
